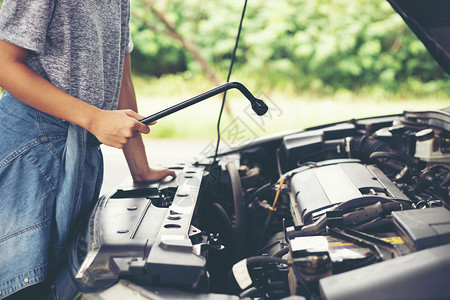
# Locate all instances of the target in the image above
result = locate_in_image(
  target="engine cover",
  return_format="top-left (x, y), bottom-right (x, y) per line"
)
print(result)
top-left (290, 159), bottom-right (410, 224)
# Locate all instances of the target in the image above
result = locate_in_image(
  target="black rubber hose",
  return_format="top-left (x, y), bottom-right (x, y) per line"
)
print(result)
top-left (302, 196), bottom-right (383, 226)
top-left (273, 247), bottom-right (289, 258)
top-left (210, 202), bottom-right (237, 258)
top-left (246, 256), bottom-right (288, 266)
top-left (246, 182), bottom-right (272, 204)
top-left (350, 135), bottom-right (395, 163)
top-left (336, 195), bottom-right (410, 212)
top-left (239, 287), bottom-right (258, 298)
top-left (226, 162), bottom-right (246, 259)
top-left (293, 196), bottom-right (410, 238)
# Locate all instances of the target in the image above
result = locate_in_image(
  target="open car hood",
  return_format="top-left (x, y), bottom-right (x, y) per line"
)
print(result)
top-left (387, 0), bottom-right (450, 74)
top-left (64, 1), bottom-right (450, 300)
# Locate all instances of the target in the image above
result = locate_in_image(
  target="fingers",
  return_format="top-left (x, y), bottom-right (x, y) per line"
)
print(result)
top-left (133, 166), bottom-right (178, 182)
top-left (125, 110), bottom-right (151, 134)
top-left (133, 121), bottom-right (150, 135)
top-left (90, 109), bottom-right (156, 149)
top-left (124, 109), bottom-right (157, 126)
top-left (124, 109), bottom-right (145, 122)
top-left (164, 168), bottom-right (177, 179)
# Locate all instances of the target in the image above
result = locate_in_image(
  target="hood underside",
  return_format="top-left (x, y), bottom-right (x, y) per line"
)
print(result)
top-left (387, 0), bottom-right (450, 75)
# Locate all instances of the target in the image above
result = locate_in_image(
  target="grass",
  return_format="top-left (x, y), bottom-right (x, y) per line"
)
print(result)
top-left (133, 73), bottom-right (449, 141)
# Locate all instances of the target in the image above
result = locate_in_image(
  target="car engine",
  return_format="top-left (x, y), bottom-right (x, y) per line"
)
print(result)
top-left (70, 109), bottom-right (450, 300)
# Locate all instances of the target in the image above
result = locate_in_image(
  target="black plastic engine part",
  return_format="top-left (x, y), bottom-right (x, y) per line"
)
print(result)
top-left (319, 243), bottom-right (450, 300)
top-left (279, 123), bottom-right (356, 172)
top-left (392, 207), bottom-right (450, 250)
top-left (75, 166), bottom-right (207, 290)
top-left (290, 159), bottom-right (410, 224)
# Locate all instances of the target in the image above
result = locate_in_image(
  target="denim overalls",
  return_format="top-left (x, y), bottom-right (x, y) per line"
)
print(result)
top-left (0, 92), bottom-right (103, 298)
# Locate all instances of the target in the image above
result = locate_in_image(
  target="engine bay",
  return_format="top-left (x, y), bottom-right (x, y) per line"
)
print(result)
top-left (74, 109), bottom-right (450, 299)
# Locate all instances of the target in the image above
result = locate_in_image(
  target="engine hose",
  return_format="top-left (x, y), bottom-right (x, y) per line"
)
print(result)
top-left (246, 182), bottom-right (272, 204)
top-left (302, 196), bottom-right (384, 225)
top-left (246, 256), bottom-right (288, 266)
top-left (239, 287), bottom-right (258, 298)
top-left (350, 135), bottom-right (395, 163)
top-left (273, 246), bottom-right (289, 258)
top-left (353, 218), bottom-right (392, 231)
top-left (230, 256), bottom-right (289, 293)
top-left (292, 197), bottom-right (410, 238)
top-left (226, 162), bottom-right (246, 259)
top-left (210, 202), bottom-right (237, 258)
top-left (336, 195), bottom-right (412, 212)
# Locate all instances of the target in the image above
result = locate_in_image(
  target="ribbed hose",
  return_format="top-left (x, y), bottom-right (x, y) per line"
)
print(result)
top-left (350, 135), bottom-right (395, 163)
top-left (210, 202), bottom-right (238, 259)
top-left (226, 162), bottom-right (246, 259)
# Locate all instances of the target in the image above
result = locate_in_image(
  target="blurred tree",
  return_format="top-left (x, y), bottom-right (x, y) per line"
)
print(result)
top-left (0, 0), bottom-right (446, 95)
top-left (129, 0), bottom-right (448, 94)
top-left (131, 0), bottom-right (220, 85)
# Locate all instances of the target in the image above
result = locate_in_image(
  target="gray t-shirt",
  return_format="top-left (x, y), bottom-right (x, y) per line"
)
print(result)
top-left (0, 0), bottom-right (133, 110)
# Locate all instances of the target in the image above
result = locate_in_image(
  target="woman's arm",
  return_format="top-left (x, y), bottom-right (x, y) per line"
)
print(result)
top-left (119, 54), bottom-right (176, 182)
top-left (0, 40), bottom-right (149, 149)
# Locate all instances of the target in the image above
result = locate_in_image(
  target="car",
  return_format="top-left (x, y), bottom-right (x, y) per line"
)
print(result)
top-left (70, 1), bottom-right (450, 299)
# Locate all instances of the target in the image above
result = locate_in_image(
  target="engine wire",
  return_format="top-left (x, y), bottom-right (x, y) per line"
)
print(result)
top-left (213, 0), bottom-right (249, 163)
top-left (270, 177), bottom-right (286, 211)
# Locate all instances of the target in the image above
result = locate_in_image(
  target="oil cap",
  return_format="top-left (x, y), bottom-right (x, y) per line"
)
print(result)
top-left (415, 128), bottom-right (434, 141)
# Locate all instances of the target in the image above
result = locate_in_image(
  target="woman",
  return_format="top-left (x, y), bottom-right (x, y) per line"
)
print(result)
top-left (0, 1), bottom-right (175, 298)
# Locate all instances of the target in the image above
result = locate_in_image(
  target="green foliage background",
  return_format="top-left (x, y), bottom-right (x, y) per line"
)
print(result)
top-left (130, 0), bottom-right (448, 96)
top-left (0, 0), bottom-right (448, 97)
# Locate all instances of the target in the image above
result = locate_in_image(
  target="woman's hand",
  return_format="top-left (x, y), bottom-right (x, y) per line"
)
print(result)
top-left (87, 109), bottom-right (150, 149)
top-left (132, 165), bottom-right (177, 182)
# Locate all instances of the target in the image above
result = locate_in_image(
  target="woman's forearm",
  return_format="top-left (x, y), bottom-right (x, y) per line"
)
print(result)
top-left (119, 54), bottom-right (176, 181)
top-left (119, 54), bottom-right (150, 179)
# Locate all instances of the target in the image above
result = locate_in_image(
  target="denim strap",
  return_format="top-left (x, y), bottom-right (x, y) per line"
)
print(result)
top-left (52, 124), bottom-right (103, 262)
